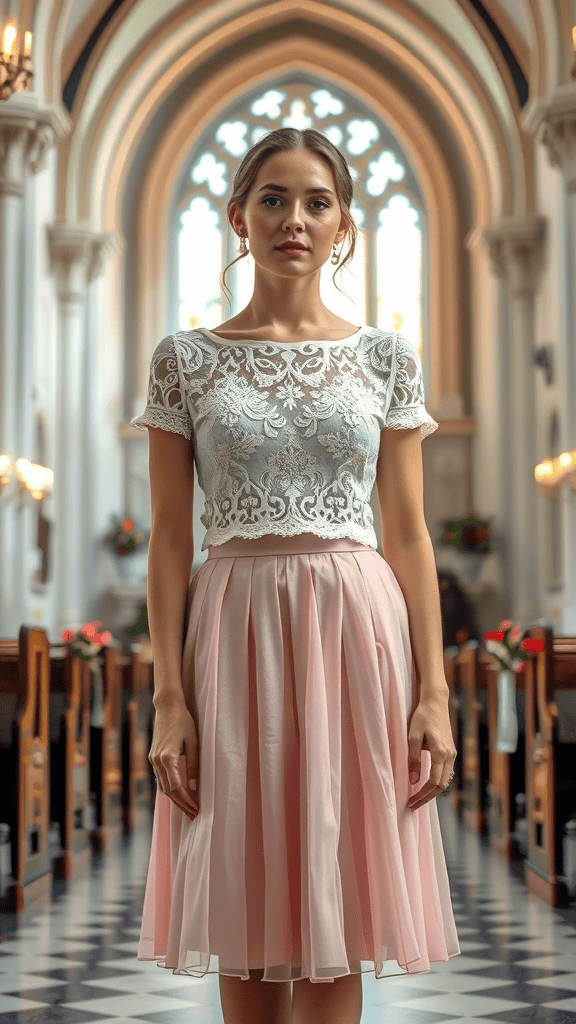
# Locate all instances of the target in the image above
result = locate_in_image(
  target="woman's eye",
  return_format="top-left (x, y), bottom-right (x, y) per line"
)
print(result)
top-left (262, 196), bottom-right (328, 211)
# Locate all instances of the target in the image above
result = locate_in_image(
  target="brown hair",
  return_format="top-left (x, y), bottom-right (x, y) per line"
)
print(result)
top-left (220, 127), bottom-right (358, 308)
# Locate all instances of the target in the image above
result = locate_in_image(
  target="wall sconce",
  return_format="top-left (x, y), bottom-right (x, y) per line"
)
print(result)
top-left (533, 344), bottom-right (553, 386)
top-left (0, 21), bottom-right (33, 101)
top-left (0, 454), bottom-right (53, 509)
top-left (535, 450), bottom-right (576, 495)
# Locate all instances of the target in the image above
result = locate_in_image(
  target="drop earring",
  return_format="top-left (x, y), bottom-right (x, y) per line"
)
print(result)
top-left (331, 241), bottom-right (341, 265)
top-left (239, 236), bottom-right (248, 254)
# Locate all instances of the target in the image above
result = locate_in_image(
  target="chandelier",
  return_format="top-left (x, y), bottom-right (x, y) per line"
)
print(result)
top-left (0, 22), bottom-right (33, 101)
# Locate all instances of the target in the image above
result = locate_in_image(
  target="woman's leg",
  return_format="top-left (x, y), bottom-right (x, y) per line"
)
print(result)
top-left (291, 971), bottom-right (363, 1024)
top-left (218, 968), bottom-right (292, 1024)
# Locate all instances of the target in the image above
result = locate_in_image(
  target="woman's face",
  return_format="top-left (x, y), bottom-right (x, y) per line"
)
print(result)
top-left (230, 147), bottom-right (348, 278)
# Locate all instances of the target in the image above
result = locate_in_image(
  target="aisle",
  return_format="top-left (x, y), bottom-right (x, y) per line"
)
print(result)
top-left (0, 797), bottom-right (575, 1023)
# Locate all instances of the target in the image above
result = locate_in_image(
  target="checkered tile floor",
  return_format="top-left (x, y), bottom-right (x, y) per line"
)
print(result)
top-left (1, 797), bottom-right (576, 1023)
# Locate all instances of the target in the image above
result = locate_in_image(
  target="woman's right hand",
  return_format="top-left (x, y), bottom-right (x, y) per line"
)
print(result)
top-left (148, 694), bottom-right (199, 822)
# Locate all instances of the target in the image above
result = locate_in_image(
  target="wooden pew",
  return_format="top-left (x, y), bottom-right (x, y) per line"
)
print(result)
top-left (484, 654), bottom-right (527, 861)
top-left (456, 640), bottom-right (490, 835)
top-left (524, 627), bottom-right (576, 906)
top-left (120, 647), bottom-right (154, 831)
top-left (0, 627), bottom-right (52, 915)
top-left (443, 647), bottom-right (463, 813)
top-left (48, 644), bottom-right (92, 881)
top-left (89, 643), bottom-right (123, 852)
top-left (143, 659), bottom-right (156, 812)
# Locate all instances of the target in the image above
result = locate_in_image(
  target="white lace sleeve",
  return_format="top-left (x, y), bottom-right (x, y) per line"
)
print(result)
top-left (130, 335), bottom-right (193, 441)
top-left (385, 332), bottom-right (439, 439)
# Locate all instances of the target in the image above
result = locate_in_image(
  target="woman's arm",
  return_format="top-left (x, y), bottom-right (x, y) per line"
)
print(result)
top-left (146, 426), bottom-right (195, 706)
top-left (385, 535), bottom-right (449, 702)
top-left (147, 534), bottom-right (193, 705)
top-left (376, 426), bottom-right (449, 702)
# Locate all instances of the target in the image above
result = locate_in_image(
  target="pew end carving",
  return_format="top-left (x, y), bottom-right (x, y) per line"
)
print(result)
top-left (89, 643), bottom-right (123, 853)
top-left (0, 628), bottom-right (52, 915)
top-left (457, 641), bottom-right (489, 836)
top-left (524, 627), bottom-right (576, 907)
top-left (484, 654), bottom-right (527, 861)
top-left (443, 649), bottom-right (463, 814)
top-left (48, 643), bottom-right (92, 881)
top-left (120, 646), bottom-right (154, 832)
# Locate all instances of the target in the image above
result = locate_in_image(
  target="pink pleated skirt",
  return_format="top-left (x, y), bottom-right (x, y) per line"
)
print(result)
top-left (137, 532), bottom-right (461, 983)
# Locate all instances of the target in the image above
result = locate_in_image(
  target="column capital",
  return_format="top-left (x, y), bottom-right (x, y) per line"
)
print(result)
top-left (0, 93), bottom-right (69, 194)
top-left (482, 215), bottom-right (547, 296)
top-left (48, 223), bottom-right (120, 298)
top-left (522, 84), bottom-right (576, 191)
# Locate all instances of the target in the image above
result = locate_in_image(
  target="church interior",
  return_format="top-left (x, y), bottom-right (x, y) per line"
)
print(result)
top-left (0, 0), bottom-right (576, 1021)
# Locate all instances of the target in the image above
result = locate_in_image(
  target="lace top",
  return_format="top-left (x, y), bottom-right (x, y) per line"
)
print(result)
top-left (130, 326), bottom-right (439, 551)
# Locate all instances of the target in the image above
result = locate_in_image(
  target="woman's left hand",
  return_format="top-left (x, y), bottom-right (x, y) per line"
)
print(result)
top-left (407, 693), bottom-right (457, 810)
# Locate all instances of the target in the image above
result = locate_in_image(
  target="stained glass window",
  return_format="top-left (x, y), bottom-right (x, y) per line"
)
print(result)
top-left (175, 79), bottom-right (424, 357)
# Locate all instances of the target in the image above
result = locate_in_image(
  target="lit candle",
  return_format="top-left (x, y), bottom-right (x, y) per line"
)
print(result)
top-left (24, 31), bottom-right (32, 58)
top-left (3, 24), bottom-right (16, 57)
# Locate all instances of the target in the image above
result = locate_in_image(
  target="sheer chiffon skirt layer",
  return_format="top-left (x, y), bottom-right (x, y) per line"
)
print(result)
top-left (137, 532), bottom-right (461, 983)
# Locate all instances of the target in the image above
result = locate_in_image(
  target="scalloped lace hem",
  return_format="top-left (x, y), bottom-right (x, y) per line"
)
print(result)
top-left (130, 408), bottom-right (192, 440)
top-left (200, 525), bottom-right (379, 552)
top-left (385, 407), bottom-right (439, 438)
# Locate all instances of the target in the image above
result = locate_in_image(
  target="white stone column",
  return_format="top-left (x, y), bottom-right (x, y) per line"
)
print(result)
top-left (524, 86), bottom-right (576, 632)
top-left (482, 215), bottom-right (547, 625)
top-left (0, 96), bottom-right (61, 638)
top-left (47, 226), bottom-right (112, 638)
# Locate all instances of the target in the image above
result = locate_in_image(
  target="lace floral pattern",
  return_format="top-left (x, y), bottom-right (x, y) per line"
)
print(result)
top-left (130, 327), bottom-right (438, 551)
top-left (131, 340), bottom-right (193, 440)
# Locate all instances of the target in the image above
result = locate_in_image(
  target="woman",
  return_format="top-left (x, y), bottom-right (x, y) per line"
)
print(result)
top-left (130, 127), bottom-right (460, 1024)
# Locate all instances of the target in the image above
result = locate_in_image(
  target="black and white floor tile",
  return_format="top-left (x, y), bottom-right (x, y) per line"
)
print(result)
top-left (1, 798), bottom-right (576, 1023)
